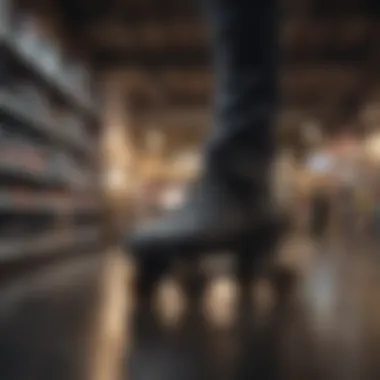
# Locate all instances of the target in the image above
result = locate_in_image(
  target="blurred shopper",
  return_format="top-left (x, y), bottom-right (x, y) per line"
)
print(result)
top-left (125, 0), bottom-right (285, 293)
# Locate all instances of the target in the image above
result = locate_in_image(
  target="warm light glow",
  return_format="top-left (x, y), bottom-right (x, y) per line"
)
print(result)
top-left (364, 132), bottom-right (380, 161)
top-left (172, 151), bottom-right (201, 174)
top-left (160, 186), bottom-right (185, 209)
top-left (104, 167), bottom-right (127, 191)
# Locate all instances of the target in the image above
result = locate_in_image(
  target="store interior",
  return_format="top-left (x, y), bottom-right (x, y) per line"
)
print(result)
top-left (1, 0), bottom-right (380, 379)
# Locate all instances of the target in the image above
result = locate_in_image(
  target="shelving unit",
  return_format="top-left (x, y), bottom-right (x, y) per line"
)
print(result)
top-left (0, 0), bottom-right (106, 264)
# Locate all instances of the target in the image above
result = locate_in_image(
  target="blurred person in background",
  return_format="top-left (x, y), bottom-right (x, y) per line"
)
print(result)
top-left (125, 0), bottom-right (286, 294)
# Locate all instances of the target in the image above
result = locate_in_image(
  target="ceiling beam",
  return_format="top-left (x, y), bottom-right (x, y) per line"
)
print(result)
top-left (131, 89), bottom-right (359, 126)
top-left (87, 17), bottom-right (372, 54)
top-left (113, 65), bottom-right (362, 95)
top-left (93, 47), bottom-right (210, 68)
top-left (93, 43), bottom-right (369, 69)
top-left (282, 17), bottom-right (372, 51)
top-left (115, 64), bottom-right (362, 119)
top-left (86, 21), bottom-right (209, 49)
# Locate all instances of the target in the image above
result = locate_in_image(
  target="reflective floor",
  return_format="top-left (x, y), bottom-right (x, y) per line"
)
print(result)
top-left (0, 254), bottom-right (105, 380)
top-left (127, 232), bottom-right (380, 380)
top-left (1, 232), bottom-right (380, 380)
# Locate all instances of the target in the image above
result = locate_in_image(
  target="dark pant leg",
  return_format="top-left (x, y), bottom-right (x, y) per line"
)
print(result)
top-left (202, 0), bottom-right (279, 163)
top-left (126, 0), bottom-right (281, 264)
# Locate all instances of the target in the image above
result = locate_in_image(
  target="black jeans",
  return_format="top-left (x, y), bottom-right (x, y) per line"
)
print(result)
top-left (202, 0), bottom-right (279, 162)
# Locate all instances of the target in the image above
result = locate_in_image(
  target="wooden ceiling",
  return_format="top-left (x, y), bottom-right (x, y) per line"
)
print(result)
top-left (57, 0), bottom-right (380, 151)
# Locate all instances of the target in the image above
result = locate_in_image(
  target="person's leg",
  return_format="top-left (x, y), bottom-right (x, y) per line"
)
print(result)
top-left (204, 0), bottom-right (278, 166)
top-left (125, 0), bottom-right (282, 288)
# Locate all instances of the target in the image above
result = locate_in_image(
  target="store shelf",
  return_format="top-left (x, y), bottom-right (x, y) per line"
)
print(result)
top-left (0, 31), bottom-right (98, 121)
top-left (0, 5), bottom-right (105, 266)
top-left (0, 227), bottom-right (102, 263)
top-left (0, 190), bottom-right (100, 214)
top-left (0, 91), bottom-right (93, 159)
top-left (0, 140), bottom-right (95, 189)
top-left (0, 160), bottom-right (67, 187)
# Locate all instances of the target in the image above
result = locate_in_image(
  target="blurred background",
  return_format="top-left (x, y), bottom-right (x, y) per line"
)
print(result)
top-left (1, 0), bottom-right (380, 379)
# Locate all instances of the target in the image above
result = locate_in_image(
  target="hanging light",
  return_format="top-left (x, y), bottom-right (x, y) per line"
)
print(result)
top-left (364, 132), bottom-right (380, 162)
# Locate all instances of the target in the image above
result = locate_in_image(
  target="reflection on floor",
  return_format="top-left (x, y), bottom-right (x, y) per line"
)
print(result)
top-left (0, 254), bottom-right (106, 380)
top-left (1, 233), bottom-right (379, 380)
top-left (126, 233), bottom-right (380, 380)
